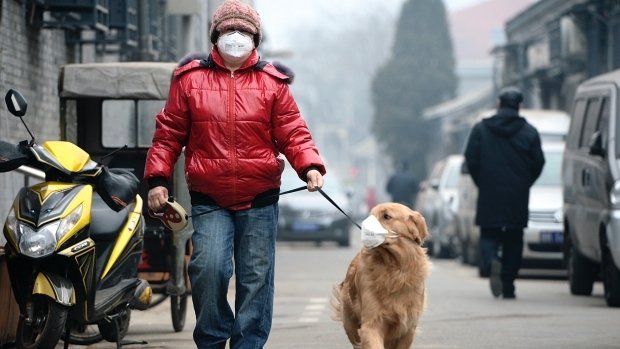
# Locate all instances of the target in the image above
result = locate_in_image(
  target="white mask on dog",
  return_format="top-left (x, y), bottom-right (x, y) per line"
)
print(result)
top-left (360, 215), bottom-right (399, 249)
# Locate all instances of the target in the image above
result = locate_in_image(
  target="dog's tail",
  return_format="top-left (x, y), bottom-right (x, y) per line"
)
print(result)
top-left (330, 283), bottom-right (343, 321)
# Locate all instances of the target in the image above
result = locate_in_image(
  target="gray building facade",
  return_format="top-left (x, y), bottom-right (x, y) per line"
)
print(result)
top-left (500, 0), bottom-right (620, 112)
top-left (0, 0), bottom-right (217, 236)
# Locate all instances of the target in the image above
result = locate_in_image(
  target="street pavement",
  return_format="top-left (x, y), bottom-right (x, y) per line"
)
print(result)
top-left (55, 234), bottom-right (620, 349)
top-left (55, 240), bottom-right (356, 349)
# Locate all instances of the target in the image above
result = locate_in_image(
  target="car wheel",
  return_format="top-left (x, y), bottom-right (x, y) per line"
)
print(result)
top-left (602, 248), bottom-right (620, 307)
top-left (478, 262), bottom-right (490, 278)
top-left (449, 236), bottom-right (461, 259)
top-left (469, 239), bottom-right (480, 266)
top-left (433, 241), bottom-right (451, 259)
top-left (424, 241), bottom-right (434, 257)
top-left (568, 245), bottom-right (596, 296)
top-left (460, 237), bottom-right (470, 265)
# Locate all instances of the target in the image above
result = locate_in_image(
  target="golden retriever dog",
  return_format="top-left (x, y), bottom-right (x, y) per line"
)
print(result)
top-left (332, 202), bottom-right (430, 349)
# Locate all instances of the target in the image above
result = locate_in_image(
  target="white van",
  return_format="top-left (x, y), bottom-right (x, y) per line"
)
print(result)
top-left (562, 69), bottom-right (620, 307)
top-left (457, 109), bottom-right (569, 275)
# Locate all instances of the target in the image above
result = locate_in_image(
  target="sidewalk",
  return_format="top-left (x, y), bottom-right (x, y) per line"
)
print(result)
top-left (57, 297), bottom-right (197, 349)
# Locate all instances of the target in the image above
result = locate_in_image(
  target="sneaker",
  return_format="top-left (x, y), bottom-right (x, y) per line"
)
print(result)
top-left (502, 293), bottom-right (516, 299)
top-left (490, 259), bottom-right (503, 298)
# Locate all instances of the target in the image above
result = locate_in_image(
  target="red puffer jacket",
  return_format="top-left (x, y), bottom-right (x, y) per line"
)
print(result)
top-left (144, 49), bottom-right (325, 210)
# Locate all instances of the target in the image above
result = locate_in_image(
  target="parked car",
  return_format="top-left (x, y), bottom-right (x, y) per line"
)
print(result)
top-left (457, 108), bottom-right (570, 274)
top-left (277, 164), bottom-right (352, 247)
top-left (416, 155), bottom-right (463, 258)
top-left (414, 180), bottom-right (433, 222)
top-left (562, 69), bottom-right (620, 307)
top-left (522, 141), bottom-right (565, 268)
top-left (456, 162), bottom-right (480, 266)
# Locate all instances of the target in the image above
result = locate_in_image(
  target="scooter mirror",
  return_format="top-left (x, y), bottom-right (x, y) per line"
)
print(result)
top-left (5, 89), bottom-right (28, 117)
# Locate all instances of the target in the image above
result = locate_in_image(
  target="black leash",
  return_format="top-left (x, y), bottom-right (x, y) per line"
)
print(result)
top-left (317, 188), bottom-right (361, 229)
top-left (186, 185), bottom-right (362, 230)
top-left (188, 185), bottom-right (307, 219)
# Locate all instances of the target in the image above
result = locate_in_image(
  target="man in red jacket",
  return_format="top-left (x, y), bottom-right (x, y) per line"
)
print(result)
top-left (143, 1), bottom-right (325, 348)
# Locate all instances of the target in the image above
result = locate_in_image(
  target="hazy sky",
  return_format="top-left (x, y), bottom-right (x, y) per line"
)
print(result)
top-left (255, 0), bottom-right (486, 49)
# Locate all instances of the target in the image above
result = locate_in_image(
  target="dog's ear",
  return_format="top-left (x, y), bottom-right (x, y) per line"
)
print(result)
top-left (408, 210), bottom-right (429, 245)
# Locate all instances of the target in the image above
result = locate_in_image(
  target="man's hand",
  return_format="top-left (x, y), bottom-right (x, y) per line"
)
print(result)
top-left (306, 169), bottom-right (324, 192)
top-left (148, 186), bottom-right (169, 211)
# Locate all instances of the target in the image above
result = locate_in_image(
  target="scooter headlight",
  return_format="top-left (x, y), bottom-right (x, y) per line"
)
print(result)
top-left (9, 204), bottom-right (84, 258)
top-left (18, 221), bottom-right (59, 258)
top-left (56, 204), bottom-right (83, 241)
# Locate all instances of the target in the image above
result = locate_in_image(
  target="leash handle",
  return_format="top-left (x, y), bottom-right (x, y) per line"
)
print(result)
top-left (317, 188), bottom-right (362, 229)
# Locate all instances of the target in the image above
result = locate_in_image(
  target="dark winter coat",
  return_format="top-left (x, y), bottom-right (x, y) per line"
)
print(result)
top-left (144, 49), bottom-right (325, 210)
top-left (386, 172), bottom-right (418, 207)
top-left (464, 107), bottom-right (545, 229)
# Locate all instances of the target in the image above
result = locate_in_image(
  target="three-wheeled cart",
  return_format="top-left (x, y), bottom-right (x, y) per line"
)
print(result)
top-left (58, 62), bottom-right (192, 337)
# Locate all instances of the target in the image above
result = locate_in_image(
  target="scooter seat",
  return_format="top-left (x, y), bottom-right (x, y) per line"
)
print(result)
top-left (90, 193), bottom-right (133, 240)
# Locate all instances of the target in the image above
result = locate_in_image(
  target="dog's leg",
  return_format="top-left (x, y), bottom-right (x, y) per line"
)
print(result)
top-left (359, 324), bottom-right (385, 349)
top-left (393, 329), bottom-right (415, 349)
top-left (342, 305), bottom-right (361, 347)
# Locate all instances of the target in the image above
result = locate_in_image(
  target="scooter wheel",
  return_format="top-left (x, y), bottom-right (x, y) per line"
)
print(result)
top-left (16, 296), bottom-right (68, 349)
top-left (61, 324), bottom-right (103, 345)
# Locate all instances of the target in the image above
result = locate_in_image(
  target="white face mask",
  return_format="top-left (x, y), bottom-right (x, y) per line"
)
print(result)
top-left (360, 215), bottom-right (399, 249)
top-left (217, 31), bottom-right (254, 60)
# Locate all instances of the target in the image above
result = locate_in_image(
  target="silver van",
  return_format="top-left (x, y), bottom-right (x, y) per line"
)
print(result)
top-left (563, 69), bottom-right (620, 307)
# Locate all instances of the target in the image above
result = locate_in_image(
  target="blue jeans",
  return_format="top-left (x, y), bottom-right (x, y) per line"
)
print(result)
top-left (188, 203), bottom-right (278, 349)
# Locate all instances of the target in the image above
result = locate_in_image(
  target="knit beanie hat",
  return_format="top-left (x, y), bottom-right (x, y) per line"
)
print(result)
top-left (210, 0), bottom-right (262, 47)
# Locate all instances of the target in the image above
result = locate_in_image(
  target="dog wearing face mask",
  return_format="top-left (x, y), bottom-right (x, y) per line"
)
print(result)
top-left (331, 202), bottom-right (430, 349)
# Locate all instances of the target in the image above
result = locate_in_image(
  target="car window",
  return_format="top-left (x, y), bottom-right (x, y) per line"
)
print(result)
top-left (597, 98), bottom-right (608, 132)
top-left (534, 150), bottom-right (562, 186)
top-left (567, 98), bottom-right (587, 150)
top-left (430, 160), bottom-right (446, 180)
top-left (579, 98), bottom-right (602, 148)
top-left (443, 162), bottom-right (461, 189)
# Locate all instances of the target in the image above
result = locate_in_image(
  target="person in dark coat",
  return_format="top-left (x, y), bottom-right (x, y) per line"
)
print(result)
top-left (463, 86), bottom-right (545, 299)
top-left (386, 162), bottom-right (419, 208)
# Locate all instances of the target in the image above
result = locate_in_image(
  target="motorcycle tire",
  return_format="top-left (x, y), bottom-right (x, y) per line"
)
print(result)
top-left (16, 296), bottom-right (68, 349)
top-left (98, 308), bottom-right (131, 343)
top-left (61, 324), bottom-right (103, 345)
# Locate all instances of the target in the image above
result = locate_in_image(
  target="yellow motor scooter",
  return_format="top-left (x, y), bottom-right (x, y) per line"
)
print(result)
top-left (1, 89), bottom-right (152, 349)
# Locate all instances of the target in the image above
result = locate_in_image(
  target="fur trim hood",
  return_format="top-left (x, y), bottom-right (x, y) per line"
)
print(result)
top-left (177, 51), bottom-right (294, 84)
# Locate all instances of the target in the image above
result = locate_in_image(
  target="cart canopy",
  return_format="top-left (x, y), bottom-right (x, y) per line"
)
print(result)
top-left (59, 62), bottom-right (177, 99)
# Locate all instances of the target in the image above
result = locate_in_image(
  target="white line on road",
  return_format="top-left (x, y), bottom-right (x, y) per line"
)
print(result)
top-left (297, 297), bottom-right (330, 323)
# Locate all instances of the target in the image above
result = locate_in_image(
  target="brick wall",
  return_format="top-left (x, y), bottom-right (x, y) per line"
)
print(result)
top-left (0, 0), bottom-right (72, 231)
